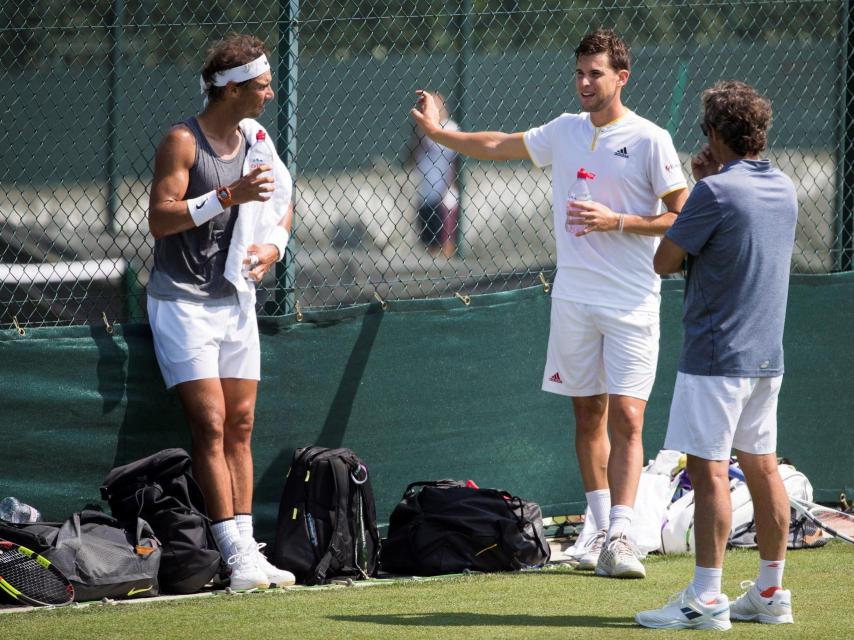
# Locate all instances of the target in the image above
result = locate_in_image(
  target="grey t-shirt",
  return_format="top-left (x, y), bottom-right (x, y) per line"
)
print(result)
top-left (148, 117), bottom-right (246, 302)
top-left (666, 159), bottom-right (797, 376)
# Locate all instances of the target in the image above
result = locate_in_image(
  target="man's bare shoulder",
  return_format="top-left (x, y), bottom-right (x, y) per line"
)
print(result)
top-left (156, 123), bottom-right (196, 166)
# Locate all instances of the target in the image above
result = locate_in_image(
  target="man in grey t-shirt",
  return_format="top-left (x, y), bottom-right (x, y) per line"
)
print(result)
top-left (636, 82), bottom-right (798, 630)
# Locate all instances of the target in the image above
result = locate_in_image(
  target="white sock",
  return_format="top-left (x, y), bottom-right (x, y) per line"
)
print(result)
top-left (757, 558), bottom-right (785, 594)
top-left (607, 504), bottom-right (634, 539)
top-left (235, 513), bottom-right (254, 541)
top-left (585, 489), bottom-right (611, 531)
top-left (211, 518), bottom-right (242, 560)
top-left (692, 565), bottom-right (723, 602)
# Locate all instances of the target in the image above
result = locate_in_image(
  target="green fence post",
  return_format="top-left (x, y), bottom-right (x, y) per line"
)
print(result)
top-left (452, 0), bottom-right (472, 260)
top-left (666, 61), bottom-right (689, 139)
top-left (123, 261), bottom-right (144, 323)
top-left (273, 0), bottom-right (299, 316)
top-left (106, 0), bottom-right (124, 236)
top-left (840, 0), bottom-right (853, 271)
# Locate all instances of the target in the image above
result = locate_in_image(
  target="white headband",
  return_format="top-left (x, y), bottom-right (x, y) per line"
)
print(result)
top-left (199, 54), bottom-right (270, 95)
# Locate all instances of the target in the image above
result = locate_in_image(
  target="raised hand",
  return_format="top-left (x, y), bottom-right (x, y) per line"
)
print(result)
top-left (230, 165), bottom-right (275, 205)
top-left (411, 90), bottom-right (442, 135)
top-left (691, 144), bottom-right (722, 181)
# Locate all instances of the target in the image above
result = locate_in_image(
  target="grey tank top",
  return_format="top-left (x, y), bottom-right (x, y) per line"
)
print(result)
top-left (148, 117), bottom-right (247, 302)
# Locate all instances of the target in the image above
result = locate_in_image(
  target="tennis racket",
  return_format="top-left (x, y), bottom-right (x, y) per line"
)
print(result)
top-left (788, 496), bottom-right (854, 544)
top-left (728, 465), bottom-right (854, 544)
top-left (0, 540), bottom-right (74, 607)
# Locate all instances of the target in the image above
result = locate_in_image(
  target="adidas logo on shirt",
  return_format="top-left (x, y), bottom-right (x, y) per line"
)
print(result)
top-left (614, 147), bottom-right (629, 158)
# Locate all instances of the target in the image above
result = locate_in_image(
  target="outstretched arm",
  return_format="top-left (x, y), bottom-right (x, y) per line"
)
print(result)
top-left (410, 90), bottom-right (530, 162)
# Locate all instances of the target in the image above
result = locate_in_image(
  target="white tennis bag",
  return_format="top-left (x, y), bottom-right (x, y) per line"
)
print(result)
top-left (660, 464), bottom-right (813, 554)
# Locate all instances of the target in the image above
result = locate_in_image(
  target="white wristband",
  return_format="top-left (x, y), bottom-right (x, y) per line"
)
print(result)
top-left (618, 213), bottom-right (625, 233)
top-left (187, 190), bottom-right (225, 226)
top-left (267, 225), bottom-right (290, 262)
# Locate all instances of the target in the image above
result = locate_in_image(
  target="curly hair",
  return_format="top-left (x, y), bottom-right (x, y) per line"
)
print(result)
top-left (575, 28), bottom-right (631, 73)
top-left (702, 81), bottom-right (772, 156)
top-left (201, 33), bottom-right (268, 102)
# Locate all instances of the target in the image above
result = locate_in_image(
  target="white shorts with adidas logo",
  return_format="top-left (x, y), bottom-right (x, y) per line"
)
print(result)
top-left (541, 298), bottom-right (659, 401)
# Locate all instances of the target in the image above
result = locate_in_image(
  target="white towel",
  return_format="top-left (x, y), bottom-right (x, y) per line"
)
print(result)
top-left (224, 118), bottom-right (293, 310)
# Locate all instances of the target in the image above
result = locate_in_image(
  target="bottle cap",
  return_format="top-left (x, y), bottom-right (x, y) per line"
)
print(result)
top-left (256, 130), bottom-right (266, 141)
top-left (577, 168), bottom-right (596, 179)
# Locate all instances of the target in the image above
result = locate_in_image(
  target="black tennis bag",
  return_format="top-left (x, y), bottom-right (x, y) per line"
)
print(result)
top-left (0, 510), bottom-right (161, 601)
top-left (100, 448), bottom-right (222, 594)
top-left (379, 480), bottom-right (550, 576)
top-left (271, 446), bottom-right (380, 585)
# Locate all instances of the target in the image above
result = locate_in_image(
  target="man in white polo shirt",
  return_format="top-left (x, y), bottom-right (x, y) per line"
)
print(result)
top-left (411, 28), bottom-right (687, 578)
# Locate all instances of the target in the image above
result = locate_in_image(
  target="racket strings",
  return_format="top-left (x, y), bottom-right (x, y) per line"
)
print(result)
top-left (816, 509), bottom-right (854, 537)
top-left (0, 549), bottom-right (71, 605)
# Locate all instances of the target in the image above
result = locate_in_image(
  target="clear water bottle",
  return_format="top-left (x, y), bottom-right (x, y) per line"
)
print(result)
top-left (247, 129), bottom-right (275, 179)
top-left (0, 496), bottom-right (41, 523)
top-left (566, 168), bottom-right (596, 235)
top-left (243, 130), bottom-right (275, 279)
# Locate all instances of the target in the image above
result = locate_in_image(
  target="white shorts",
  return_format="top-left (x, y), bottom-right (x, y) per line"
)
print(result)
top-left (147, 296), bottom-right (260, 389)
top-left (541, 299), bottom-right (659, 400)
top-left (664, 372), bottom-right (783, 461)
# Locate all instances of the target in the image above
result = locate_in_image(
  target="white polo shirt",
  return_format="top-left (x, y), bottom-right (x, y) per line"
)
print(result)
top-left (524, 110), bottom-right (686, 312)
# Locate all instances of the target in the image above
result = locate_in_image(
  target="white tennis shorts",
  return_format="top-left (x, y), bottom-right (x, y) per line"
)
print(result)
top-left (541, 299), bottom-right (659, 400)
top-left (664, 372), bottom-right (783, 461)
top-left (148, 296), bottom-right (261, 389)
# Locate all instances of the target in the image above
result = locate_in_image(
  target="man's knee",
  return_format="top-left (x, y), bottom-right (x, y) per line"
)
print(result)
top-left (572, 395), bottom-right (607, 438)
top-left (608, 398), bottom-right (645, 442)
top-left (224, 400), bottom-right (255, 443)
top-left (687, 456), bottom-right (730, 493)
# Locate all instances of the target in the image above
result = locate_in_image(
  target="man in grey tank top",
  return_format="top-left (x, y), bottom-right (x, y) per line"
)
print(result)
top-left (637, 82), bottom-right (798, 630)
top-left (147, 33), bottom-right (294, 590)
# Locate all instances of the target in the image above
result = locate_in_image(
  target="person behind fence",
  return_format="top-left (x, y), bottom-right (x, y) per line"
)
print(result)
top-left (635, 81), bottom-right (798, 630)
top-left (403, 91), bottom-right (460, 258)
top-left (146, 33), bottom-right (295, 590)
top-left (411, 28), bottom-right (688, 578)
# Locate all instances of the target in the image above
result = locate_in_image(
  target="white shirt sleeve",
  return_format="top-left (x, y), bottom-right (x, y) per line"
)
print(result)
top-left (523, 116), bottom-right (565, 168)
top-left (647, 127), bottom-right (687, 198)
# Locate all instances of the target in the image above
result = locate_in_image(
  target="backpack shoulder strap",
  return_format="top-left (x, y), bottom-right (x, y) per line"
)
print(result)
top-left (312, 456), bottom-right (352, 583)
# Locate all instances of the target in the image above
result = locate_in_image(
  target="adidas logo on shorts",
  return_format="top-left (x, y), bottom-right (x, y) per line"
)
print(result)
top-left (549, 372), bottom-right (563, 383)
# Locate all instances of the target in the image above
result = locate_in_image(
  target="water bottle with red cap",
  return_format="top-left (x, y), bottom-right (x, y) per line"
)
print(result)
top-left (566, 168), bottom-right (596, 235)
top-left (247, 129), bottom-right (274, 178)
top-left (243, 130), bottom-right (275, 278)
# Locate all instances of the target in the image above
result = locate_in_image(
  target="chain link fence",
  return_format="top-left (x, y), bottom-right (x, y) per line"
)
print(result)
top-left (1, 1), bottom-right (852, 328)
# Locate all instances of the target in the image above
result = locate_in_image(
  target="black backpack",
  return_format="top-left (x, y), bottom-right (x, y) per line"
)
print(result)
top-left (379, 480), bottom-right (550, 576)
top-left (271, 446), bottom-right (380, 585)
top-left (0, 510), bottom-right (161, 601)
top-left (100, 448), bottom-right (222, 594)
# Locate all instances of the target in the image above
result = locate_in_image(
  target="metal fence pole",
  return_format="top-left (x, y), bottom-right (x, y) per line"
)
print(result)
top-left (274, 0), bottom-right (299, 315)
top-left (840, 0), bottom-right (854, 271)
top-left (106, 0), bottom-right (124, 236)
top-left (452, 0), bottom-right (472, 259)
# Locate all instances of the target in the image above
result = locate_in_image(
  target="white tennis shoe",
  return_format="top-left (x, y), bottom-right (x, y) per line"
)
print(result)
top-left (730, 581), bottom-right (794, 624)
top-left (575, 529), bottom-right (607, 571)
top-left (635, 584), bottom-right (732, 630)
top-left (227, 538), bottom-right (270, 591)
top-left (595, 533), bottom-right (646, 578)
top-left (254, 542), bottom-right (296, 587)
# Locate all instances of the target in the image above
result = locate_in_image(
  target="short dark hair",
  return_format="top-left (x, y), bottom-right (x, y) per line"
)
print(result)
top-left (201, 33), bottom-right (268, 102)
top-left (702, 81), bottom-right (772, 156)
top-left (575, 28), bottom-right (631, 73)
